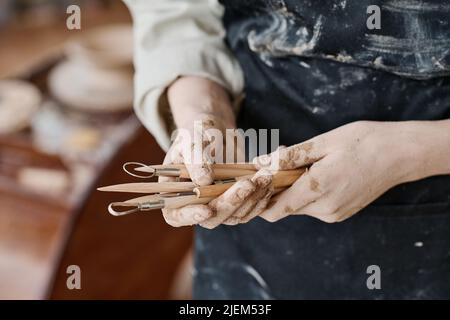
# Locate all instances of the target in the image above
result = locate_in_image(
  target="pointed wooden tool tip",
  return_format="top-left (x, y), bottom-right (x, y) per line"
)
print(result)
top-left (97, 185), bottom-right (122, 192)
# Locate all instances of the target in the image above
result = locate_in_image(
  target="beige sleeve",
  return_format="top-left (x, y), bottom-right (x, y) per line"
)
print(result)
top-left (123, 0), bottom-right (244, 151)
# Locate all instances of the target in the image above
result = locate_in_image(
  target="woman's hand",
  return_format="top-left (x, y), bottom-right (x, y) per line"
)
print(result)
top-left (164, 76), bottom-right (237, 187)
top-left (160, 76), bottom-right (274, 228)
top-left (162, 114), bottom-right (223, 187)
top-left (200, 169), bottom-right (274, 229)
top-left (253, 120), bottom-right (442, 223)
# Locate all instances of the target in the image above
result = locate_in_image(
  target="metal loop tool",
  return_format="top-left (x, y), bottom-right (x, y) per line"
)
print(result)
top-left (122, 162), bottom-right (181, 179)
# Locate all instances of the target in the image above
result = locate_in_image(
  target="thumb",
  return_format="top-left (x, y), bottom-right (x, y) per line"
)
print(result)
top-left (181, 141), bottom-right (214, 186)
top-left (253, 138), bottom-right (325, 170)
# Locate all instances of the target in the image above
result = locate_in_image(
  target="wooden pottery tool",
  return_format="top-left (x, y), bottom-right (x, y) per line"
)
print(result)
top-left (108, 193), bottom-right (213, 216)
top-left (99, 163), bottom-right (307, 215)
top-left (99, 168), bottom-right (303, 196)
top-left (123, 162), bottom-right (259, 180)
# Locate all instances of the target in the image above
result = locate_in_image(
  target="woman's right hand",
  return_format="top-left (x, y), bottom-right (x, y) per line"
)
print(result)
top-left (159, 76), bottom-right (274, 228)
top-left (158, 114), bottom-right (222, 227)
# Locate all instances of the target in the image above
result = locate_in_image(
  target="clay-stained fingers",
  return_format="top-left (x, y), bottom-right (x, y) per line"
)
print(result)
top-left (184, 162), bottom-right (214, 186)
top-left (222, 169), bottom-right (273, 225)
top-left (253, 138), bottom-right (325, 170)
top-left (200, 179), bottom-right (256, 229)
top-left (181, 139), bottom-right (214, 186)
top-left (181, 124), bottom-right (215, 186)
top-left (222, 187), bottom-right (266, 224)
top-left (259, 170), bottom-right (322, 223)
top-left (240, 187), bottom-right (274, 224)
top-left (162, 205), bottom-right (213, 227)
top-left (161, 144), bottom-right (213, 227)
top-left (223, 186), bottom-right (274, 225)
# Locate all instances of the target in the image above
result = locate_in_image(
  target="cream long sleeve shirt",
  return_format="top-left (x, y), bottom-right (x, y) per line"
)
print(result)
top-left (123, 0), bottom-right (244, 151)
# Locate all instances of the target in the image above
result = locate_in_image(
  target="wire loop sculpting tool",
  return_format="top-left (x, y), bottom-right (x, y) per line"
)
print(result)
top-left (107, 193), bottom-right (212, 216)
top-left (123, 162), bottom-right (257, 180)
top-left (100, 162), bottom-right (307, 216)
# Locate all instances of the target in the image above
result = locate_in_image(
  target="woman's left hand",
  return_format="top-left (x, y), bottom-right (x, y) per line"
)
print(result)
top-left (253, 121), bottom-right (427, 223)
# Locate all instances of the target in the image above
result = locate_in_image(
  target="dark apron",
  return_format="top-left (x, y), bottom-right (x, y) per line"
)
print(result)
top-left (194, 0), bottom-right (450, 299)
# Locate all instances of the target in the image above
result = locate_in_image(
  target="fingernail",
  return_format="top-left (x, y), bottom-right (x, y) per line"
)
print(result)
top-left (224, 217), bottom-right (240, 225)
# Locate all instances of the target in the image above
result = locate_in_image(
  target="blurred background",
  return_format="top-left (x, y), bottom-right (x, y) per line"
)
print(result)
top-left (0, 0), bottom-right (193, 299)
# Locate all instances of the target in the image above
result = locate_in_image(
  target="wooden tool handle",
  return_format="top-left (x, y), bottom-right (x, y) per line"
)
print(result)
top-left (194, 168), bottom-right (306, 198)
top-left (163, 195), bottom-right (213, 209)
top-left (127, 194), bottom-right (213, 209)
top-left (143, 163), bottom-right (257, 179)
top-left (178, 163), bottom-right (257, 180)
top-left (98, 181), bottom-right (195, 194)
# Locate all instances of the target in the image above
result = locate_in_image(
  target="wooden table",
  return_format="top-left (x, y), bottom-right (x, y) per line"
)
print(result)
top-left (49, 127), bottom-right (193, 300)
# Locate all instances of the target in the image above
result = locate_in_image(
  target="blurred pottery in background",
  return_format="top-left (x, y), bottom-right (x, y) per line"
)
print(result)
top-left (0, 0), bottom-right (14, 25)
top-left (48, 60), bottom-right (133, 113)
top-left (31, 101), bottom-right (101, 162)
top-left (0, 80), bottom-right (42, 134)
top-left (48, 24), bottom-right (134, 113)
top-left (0, 21), bottom-right (136, 204)
top-left (65, 24), bottom-right (134, 69)
top-left (17, 167), bottom-right (70, 196)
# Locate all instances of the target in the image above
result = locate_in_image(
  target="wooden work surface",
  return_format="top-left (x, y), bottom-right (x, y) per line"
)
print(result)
top-left (0, 192), bottom-right (68, 299)
top-left (49, 127), bottom-right (193, 299)
top-left (0, 3), bottom-right (193, 299)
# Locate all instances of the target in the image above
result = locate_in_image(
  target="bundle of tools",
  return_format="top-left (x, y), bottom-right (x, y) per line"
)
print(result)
top-left (98, 162), bottom-right (306, 216)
